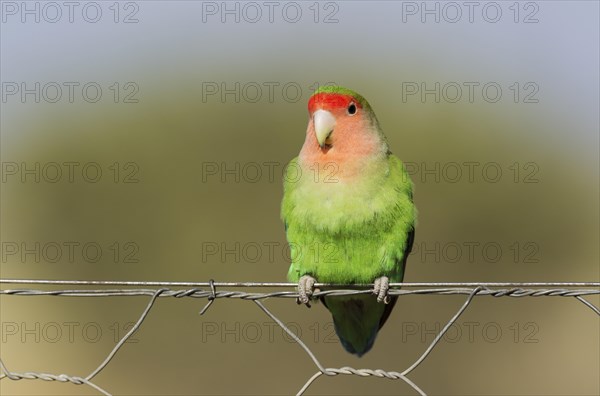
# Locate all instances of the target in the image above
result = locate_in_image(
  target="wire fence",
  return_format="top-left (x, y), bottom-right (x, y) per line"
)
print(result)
top-left (1, 279), bottom-right (599, 396)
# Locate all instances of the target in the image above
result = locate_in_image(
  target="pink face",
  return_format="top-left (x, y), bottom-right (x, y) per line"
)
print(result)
top-left (300, 92), bottom-right (383, 177)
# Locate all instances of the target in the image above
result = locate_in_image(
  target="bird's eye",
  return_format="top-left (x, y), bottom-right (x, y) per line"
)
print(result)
top-left (347, 103), bottom-right (357, 115)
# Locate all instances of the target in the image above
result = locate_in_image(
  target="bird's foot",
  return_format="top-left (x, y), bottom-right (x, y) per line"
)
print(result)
top-left (297, 275), bottom-right (318, 307)
top-left (373, 276), bottom-right (391, 304)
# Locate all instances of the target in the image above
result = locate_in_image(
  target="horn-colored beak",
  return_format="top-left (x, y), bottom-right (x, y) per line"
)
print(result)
top-left (313, 109), bottom-right (336, 147)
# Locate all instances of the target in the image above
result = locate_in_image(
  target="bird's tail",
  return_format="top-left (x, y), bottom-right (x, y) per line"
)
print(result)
top-left (322, 294), bottom-right (397, 356)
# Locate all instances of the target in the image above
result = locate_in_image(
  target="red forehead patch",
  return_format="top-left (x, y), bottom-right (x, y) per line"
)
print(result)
top-left (308, 93), bottom-right (361, 114)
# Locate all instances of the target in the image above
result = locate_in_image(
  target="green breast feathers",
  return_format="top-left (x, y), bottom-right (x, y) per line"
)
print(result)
top-left (282, 154), bottom-right (416, 284)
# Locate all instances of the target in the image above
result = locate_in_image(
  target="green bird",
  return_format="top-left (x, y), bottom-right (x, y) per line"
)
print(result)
top-left (281, 86), bottom-right (416, 356)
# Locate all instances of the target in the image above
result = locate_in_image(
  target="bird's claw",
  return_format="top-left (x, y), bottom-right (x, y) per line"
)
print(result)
top-left (373, 276), bottom-right (391, 304)
top-left (297, 275), bottom-right (317, 307)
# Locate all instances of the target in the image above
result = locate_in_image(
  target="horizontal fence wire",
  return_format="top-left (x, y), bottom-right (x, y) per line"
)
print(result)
top-left (1, 279), bottom-right (599, 396)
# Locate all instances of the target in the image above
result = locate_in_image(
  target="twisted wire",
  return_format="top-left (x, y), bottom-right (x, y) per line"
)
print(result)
top-left (1, 279), bottom-right (598, 395)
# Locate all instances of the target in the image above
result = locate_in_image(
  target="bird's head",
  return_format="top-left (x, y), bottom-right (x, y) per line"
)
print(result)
top-left (304, 86), bottom-right (387, 158)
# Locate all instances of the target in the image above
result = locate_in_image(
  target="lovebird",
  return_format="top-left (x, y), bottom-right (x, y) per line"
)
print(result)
top-left (281, 86), bottom-right (416, 356)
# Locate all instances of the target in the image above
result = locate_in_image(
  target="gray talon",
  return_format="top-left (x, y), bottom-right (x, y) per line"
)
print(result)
top-left (297, 275), bottom-right (317, 306)
top-left (373, 276), bottom-right (391, 304)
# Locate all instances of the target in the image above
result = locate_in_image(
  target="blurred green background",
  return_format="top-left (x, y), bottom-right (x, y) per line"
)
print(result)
top-left (1, 1), bottom-right (598, 395)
